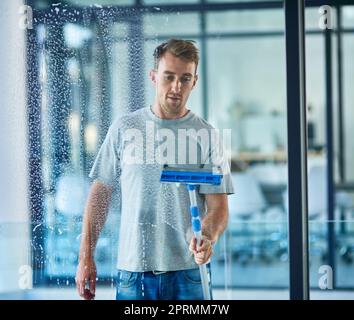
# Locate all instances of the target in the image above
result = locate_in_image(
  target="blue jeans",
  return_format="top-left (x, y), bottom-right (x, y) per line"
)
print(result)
top-left (116, 264), bottom-right (213, 300)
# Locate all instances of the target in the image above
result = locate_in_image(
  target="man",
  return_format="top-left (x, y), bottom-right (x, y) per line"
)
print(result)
top-left (76, 39), bottom-right (234, 300)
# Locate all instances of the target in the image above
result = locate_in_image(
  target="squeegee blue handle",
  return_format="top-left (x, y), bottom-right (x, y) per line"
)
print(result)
top-left (187, 184), bottom-right (211, 300)
top-left (191, 207), bottom-right (201, 233)
top-left (188, 184), bottom-right (202, 235)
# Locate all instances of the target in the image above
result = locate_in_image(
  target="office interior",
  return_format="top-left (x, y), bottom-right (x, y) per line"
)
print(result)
top-left (0, 0), bottom-right (354, 300)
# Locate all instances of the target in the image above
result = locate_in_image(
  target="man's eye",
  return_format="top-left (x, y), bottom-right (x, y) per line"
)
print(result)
top-left (181, 77), bottom-right (192, 83)
top-left (165, 75), bottom-right (174, 81)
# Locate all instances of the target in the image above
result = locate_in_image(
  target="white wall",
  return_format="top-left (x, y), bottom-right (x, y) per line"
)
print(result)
top-left (0, 0), bottom-right (31, 294)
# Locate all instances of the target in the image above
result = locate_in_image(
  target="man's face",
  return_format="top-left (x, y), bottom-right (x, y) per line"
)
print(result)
top-left (150, 51), bottom-right (198, 116)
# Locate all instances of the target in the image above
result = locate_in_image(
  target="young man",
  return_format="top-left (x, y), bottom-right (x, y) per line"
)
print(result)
top-left (76, 39), bottom-right (234, 300)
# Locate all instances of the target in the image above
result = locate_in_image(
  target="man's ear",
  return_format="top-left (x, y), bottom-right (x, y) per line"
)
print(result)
top-left (149, 69), bottom-right (157, 86)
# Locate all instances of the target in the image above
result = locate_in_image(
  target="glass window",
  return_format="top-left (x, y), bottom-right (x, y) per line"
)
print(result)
top-left (343, 34), bottom-right (354, 181)
top-left (305, 6), bottom-right (337, 31)
top-left (305, 35), bottom-right (326, 149)
top-left (34, 0), bottom-right (135, 9)
top-left (207, 35), bottom-right (289, 291)
top-left (206, 9), bottom-right (284, 33)
top-left (207, 0), bottom-right (282, 2)
top-left (66, 0), bottom-right (134, 6)
top-left (111, 41), bottom-right (131, 119)
top-left (12, 0), bottom-right (354, 299)
top-left (207, 37), bottom-right (287, 154)
top-left (143, 0), bottom-right (199, 4)
top-left (306, 7), bottom-right (324, 30)
top-left (343, 6), bottom-right (354, 28)
top-left (144, 12), bottom-right (200, 36)
top-left (36, 18), bottom-right (121, 282)
top-left (110, 22), bottom-right (134, 118)
top-left (305, 7), bottom-right (354, 295)
top-left (29, 6), bottom-right (205, 289)
top-left (332, 24), bottom-right (354, 290)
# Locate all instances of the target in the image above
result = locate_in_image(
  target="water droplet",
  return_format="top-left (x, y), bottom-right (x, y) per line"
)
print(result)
top-left (141, 273), bottom-right (145, 297)
top-left (33, 223), bottom-right (42, 232)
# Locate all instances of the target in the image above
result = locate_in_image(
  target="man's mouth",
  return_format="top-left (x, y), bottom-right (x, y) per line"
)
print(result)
top-left (167, 96), bottom-right (181, 101)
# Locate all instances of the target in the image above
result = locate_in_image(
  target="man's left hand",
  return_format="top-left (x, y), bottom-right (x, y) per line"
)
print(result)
top-left (189, 235), bottom-right (213, 265)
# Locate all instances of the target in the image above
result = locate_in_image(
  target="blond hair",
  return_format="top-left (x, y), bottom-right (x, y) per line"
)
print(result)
top-left (153, 39), bottom-right (199, 73)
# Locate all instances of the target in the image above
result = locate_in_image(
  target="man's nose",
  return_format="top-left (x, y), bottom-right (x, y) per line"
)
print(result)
top-left (171, 79), bottom-right (182, 93)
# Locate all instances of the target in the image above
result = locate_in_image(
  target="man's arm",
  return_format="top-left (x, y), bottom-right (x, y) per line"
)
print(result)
top-left (76, 181), bottom-right (113, 300)
top-left (189, 193), bottom-right (229, 265)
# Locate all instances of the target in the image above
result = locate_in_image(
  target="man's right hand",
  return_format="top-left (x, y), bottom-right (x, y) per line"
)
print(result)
top-left (76, 258), bottom-right (97, 300)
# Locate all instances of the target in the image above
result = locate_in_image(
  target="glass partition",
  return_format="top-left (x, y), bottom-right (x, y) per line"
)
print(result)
top-left (2, 0), bottom-right (354, 300)
top-left (306, 4), bottom-right (354, 297)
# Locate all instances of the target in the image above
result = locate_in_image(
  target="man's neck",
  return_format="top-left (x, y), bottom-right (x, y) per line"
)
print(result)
top-left (151, 102), bottom-right (189, 120)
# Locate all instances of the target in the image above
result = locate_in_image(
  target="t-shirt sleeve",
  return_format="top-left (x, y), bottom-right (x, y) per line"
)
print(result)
top-left (199, 129), bottom-right (235, 195)
top-left (89, 125), bottom-right (121, 187)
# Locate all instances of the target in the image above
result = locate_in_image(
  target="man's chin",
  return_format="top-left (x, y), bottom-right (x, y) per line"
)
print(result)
top-left (165, 102), bottom-right (183, 114)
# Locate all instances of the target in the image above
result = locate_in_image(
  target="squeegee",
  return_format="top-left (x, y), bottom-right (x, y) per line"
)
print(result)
top-left (160, 164), bottom-right (223, 300)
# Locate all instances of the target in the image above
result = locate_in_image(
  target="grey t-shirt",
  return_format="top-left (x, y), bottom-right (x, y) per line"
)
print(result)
top-left (89, 107), bottom-right (234, 272)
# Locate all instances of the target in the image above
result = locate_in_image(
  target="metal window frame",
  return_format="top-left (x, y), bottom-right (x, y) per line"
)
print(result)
top-left (284, 0), bottom-right (309, 300)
